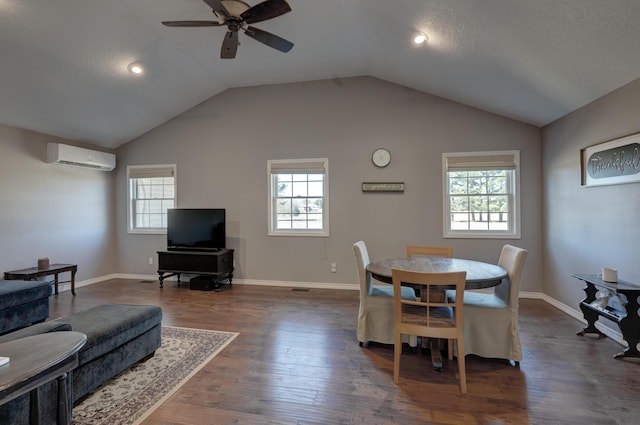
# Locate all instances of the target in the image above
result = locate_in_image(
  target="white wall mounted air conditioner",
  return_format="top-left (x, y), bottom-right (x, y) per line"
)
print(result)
top-left (46, 143), bottom-right (116, 171)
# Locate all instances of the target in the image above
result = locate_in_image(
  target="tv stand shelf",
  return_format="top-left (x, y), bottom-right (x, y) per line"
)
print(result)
top-left (157, 249), bottom-right (234, 289)
top-left (572, 273), bottom-right (640, 359)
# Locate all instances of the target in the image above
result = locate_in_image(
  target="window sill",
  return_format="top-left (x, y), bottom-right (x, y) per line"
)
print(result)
top-left (444, 231), bottom-right (520, 239)
top-left (128, 229), bottom-right (167, 235)
top-left (269, 230), bottom-right (329, 237)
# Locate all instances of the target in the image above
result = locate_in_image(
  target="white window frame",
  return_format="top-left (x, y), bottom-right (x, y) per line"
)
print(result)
top-left (442, 151), bottom-right (520, 239)
top-left (268, 158), bottom-right (329, 237)
top-left (127, 164), bottom-right (176, 234)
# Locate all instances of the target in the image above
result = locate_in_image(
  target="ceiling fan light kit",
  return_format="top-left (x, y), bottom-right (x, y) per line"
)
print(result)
top-left (414, 32), bottom-right (428, 44)
top-left (127, 63), bottom-right (144, 75)
top-left (162, 0), bottom-right (294, 59)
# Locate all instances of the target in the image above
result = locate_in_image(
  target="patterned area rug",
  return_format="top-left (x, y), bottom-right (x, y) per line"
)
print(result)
top-left (72, 326), bottom-right (239, 425)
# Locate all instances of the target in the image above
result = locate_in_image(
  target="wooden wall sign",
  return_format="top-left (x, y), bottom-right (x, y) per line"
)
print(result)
top-left (361, 182), bottom-right (405, 192)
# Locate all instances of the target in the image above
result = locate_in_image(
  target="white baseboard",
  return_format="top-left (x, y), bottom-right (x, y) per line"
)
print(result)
top-left (230, 279), bottom-right (359, 291)
top-left (64, 274), bottom-right (624, 345)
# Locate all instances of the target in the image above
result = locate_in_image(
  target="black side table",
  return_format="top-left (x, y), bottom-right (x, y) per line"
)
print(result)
top-left (573, 274), bottom-right (640, 359)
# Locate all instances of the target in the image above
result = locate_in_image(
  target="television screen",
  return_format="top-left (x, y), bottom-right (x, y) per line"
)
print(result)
top-left (167, 208), bottom-right (225, 251)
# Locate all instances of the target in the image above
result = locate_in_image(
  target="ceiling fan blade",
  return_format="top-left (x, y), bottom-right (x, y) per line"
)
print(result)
top-left (203, 0), bottom-right (232, 19)
top-left (241, 0), bottom-right (292, 25)
top-left (162, 21), bottom-right (223, 27)
top-left (244, 26), bottom-right (293, 53)
top-left (221, 31), bottom-right (239, 59)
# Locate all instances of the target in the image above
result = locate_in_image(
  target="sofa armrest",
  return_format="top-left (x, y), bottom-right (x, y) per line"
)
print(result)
top-left (0, 321), bottom-right (72, 344)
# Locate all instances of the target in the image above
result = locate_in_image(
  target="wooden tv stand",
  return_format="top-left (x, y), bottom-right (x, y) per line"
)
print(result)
top-left (157, 249), bottom-right (234, 289)
top-left (572, 273), bottom-right (640, 359)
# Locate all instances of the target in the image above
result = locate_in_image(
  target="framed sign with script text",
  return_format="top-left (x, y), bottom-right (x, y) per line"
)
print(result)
top-left (361, 182), bottom-right (405, 192)
top-left (581, 132), bottom-right (640, 187)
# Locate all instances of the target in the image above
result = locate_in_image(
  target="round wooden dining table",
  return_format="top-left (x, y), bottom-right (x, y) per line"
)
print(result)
top-left (366, 257), bottom-right (508, 370)
top-left (367, 257), bottom-right (507, 288)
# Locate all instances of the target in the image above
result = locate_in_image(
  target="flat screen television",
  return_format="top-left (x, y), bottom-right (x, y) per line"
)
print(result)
top-left (167, 208), bottom-right (226, 251)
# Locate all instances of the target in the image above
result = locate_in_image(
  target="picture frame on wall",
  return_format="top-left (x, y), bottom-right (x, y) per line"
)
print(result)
top-left (580, 132), bottom-right (640, 187)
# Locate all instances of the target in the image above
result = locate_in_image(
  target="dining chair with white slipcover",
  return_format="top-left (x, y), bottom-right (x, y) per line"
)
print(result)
top-left (446, 244), bottom-right (528, 365)
top-left (353, 241), bottom-right (417, 346)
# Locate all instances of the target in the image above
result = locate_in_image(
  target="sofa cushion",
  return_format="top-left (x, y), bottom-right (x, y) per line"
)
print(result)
top-left (0, 280), bottom-right (52, 309)
top-left (52, 303), bottom-right (162, 366)
top-left (0, 280), bottom-right (52, 335)
top-left (0, 321), bottom-right (72, 343)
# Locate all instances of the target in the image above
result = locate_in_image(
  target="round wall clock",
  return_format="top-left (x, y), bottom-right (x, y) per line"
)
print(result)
top-left (372, 148), bottom-right (391, 168)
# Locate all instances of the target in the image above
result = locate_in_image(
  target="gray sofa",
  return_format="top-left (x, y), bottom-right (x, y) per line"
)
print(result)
top-left (0, 281), bottom-right (162, 425)
top-left (0, 279), bottom-right (52, 335)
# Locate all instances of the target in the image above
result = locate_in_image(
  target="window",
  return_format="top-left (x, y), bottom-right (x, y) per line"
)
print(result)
top-left (268, 158), bottom-right (329, 237)
top-left (443, 151), bottom-right (520, 239)
top-left (127, 165), bottom-right (176, 234)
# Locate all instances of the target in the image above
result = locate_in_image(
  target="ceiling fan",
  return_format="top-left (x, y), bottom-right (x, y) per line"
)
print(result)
top-left (162, 0), bottom-right (294, 59)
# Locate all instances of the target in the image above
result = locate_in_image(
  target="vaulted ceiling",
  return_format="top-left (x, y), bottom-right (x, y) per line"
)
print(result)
top-left (2, 0), bottom-right (640, 149)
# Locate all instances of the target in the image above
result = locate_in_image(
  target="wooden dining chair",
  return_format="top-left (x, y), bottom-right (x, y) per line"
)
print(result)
top-left (406, 245), bottom-right (453, 305)
top-left (392, 268), bottom-right (467, 393)
top-left (406, 245), bottom-right (453, 258)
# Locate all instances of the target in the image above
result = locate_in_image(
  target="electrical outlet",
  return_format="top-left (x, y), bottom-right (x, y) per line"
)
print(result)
top-left (331, 262), bottom-right (337, 273)
top-left (148, 257), bottom-right (153, 265)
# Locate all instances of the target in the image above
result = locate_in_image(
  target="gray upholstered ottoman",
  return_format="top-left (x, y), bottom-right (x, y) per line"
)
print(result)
top-left (52, 303), bottom-right (163, 404)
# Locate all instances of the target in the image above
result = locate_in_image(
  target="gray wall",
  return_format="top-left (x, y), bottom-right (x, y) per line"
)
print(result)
top-left (542, 78), bottom-right (640, 314)
top-left (3, 71), bottom-right (637, 314)
top-left (116, 77), bottom-right (543, 290)
top-left (0, 125), bottom-right (115, 280)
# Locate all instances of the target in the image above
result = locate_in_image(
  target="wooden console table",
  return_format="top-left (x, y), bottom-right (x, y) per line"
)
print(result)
top-left (4, 264), bottom-right (78, 296)
top-left (157, 249), bottom-right (234, 289)
top-left (572, 274), bottom-right (640, 359)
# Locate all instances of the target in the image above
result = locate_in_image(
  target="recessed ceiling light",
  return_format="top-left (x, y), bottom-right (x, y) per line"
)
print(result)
top-left (414, 33), bottom-right (429, 44)
top-left (128, 63), bottom-right (144, 75)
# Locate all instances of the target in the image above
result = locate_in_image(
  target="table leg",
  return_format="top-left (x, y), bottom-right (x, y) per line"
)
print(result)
top-left (576, 282), bottom-right (606, 337)
top-left (29, 387), bottom-right (40, 425)
top-left (577, 301), bottom-right (606, 337)
top-left (615, 293), bottom-right (640, 359)
top-left (70, 268), bottom-right (77, 296)
top-left (53, 272), bottom-right (59, 296)
top-left (430, 339), bottom-right (443, 371)
top-left (57, 372), bottom-right (69, 425)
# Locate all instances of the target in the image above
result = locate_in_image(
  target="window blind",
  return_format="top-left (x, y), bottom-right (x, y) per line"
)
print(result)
top-left (444, 151), bottom-right (519, 171)
top-left (269, 159), bottom-right (327, 174)
top-left (128, 166), bottom-right (175, 179)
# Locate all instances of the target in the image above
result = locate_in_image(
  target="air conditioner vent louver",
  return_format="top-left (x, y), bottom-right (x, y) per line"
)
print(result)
top-left (46, 143), bottom-right (116, 171)
top-left (57, 160), bottom-right (105, 169)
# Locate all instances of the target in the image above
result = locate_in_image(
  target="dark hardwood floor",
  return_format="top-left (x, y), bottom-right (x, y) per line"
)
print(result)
top-left (49, 279), bottom-right (639, 425)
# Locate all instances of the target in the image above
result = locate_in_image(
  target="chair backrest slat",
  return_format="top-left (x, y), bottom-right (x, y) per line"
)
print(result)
top-left (406, 246), bottom-right (453, 258)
